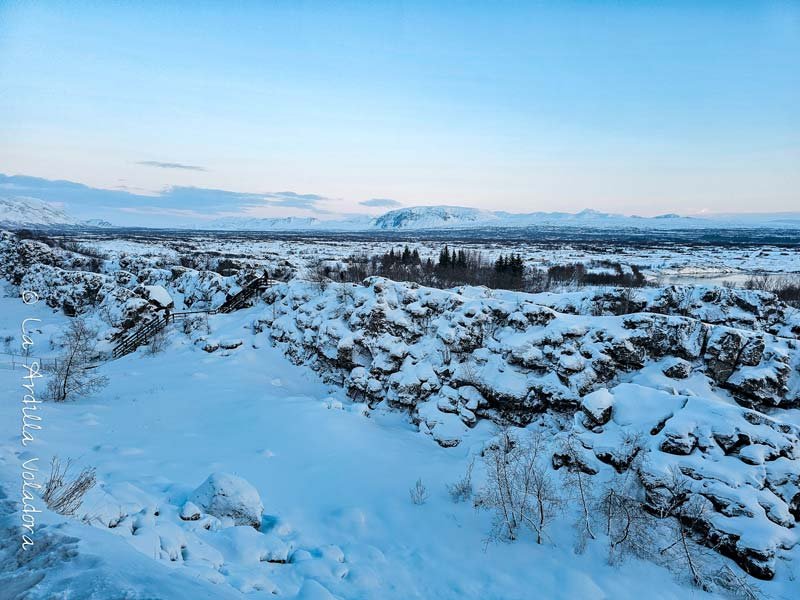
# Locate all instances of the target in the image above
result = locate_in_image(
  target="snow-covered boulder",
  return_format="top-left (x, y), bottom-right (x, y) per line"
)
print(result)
top-left (180, 501), bottom-right (201, 521)
top-left (580, 388), bottom-right (614, 426)
top-left (189, 473), bottom-right (264, 529)
top-left (142, 284), bottom-right (174, 308)
top-left (662, 358), bottom-right (692, 379)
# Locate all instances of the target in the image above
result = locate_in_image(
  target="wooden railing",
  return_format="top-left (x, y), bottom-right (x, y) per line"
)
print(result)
top-left (111, 275), bottom-right (273, 359)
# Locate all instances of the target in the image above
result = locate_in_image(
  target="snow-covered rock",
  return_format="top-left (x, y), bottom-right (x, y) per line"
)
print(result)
top-left (180, 501), bottom-right (202, 521)
top-left (580, 388), bottom-right (614, 425)
top-left (142, 284), bottom-right (174, 308)
top-left (189, 473), bottom-right (264, 529)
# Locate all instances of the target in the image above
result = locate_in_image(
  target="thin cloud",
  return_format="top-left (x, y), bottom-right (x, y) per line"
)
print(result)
top-left (137, 160), bottom-right (207, 172)
top-left (360, 198), bottom-right (402, 208)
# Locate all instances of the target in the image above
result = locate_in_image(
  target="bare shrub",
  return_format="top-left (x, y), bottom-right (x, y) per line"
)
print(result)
top-left (558, 434), bottom-right (596, 550)
top-left (617, 286), bottom-right (642, 315)
top-left (447, 457), bottom-right (475, 503)
top-left (309, 259), bottom-right (332, 292)
top-left (599, 482), bottom-right (654, 563)
top-left (745, 273), bottom-right (800, 306)
top-left (652, 468), bottom-right (721, 592)
top-left (475, 428), bottom-right (562, 544)
top-left (712, 565), bottom-right (763, 600)
top-left (42, 456), bottom-right (96, 516)
top-left (182, 314), bottom-right (210, 336)
top-left (46, 318), bottom-right (108, 402)
top-left (145, 327), bottom-right (167, 355)
top-left (409, 478), bottom-right (429, 505)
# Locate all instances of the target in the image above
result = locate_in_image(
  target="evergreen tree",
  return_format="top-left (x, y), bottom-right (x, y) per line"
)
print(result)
top-left (495, 255), bottom-right (506, 273)
top-left (457, 249), bottom-right (466, 269)
top-left (439, 245), bottom-right (450, 268)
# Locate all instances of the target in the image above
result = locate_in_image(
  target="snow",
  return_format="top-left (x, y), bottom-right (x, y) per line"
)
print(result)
top-left (189, 473), bottom-right (265, 528)
top-left (143, 284), bottom-right (173, 308)
top-left (0, 196), bottom-right (78, 227)
top-left (0, 291), bottom-right (752, 599)
top-left (193, 205), bottom-right (800, 232)
top-left (2, 228), bottom-right (800, 598)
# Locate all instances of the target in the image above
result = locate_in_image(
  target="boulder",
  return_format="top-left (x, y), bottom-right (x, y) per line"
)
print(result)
top-left (189, 473), bottom-right (264, 528)
top-left (580, 388), bottom-right (614, 426)
top-left (662, 358), bottom-right (692, 379)
top-left (180, 501), bottom-right (201, 521)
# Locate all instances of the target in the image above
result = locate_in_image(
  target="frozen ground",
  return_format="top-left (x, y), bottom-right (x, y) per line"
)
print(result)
top-left (40, 231), bottom-right (800, 286)
top-left (1, 229), bottom-right (799, 599)
top-left (0, 295), bottom-right (724, 600)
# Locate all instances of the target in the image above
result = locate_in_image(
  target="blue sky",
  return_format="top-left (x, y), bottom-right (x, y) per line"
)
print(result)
top-left (1, 1), bottom-right (798, 225)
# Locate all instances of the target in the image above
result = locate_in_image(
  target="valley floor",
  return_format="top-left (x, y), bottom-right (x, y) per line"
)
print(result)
top-left (0, 294), bottom-right (740, 600)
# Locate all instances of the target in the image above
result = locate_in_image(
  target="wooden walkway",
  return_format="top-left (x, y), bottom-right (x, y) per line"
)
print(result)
top-left (112, 274), bottom-right (273, 359)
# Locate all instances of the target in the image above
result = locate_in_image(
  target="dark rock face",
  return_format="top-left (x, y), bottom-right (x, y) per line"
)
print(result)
top-left (662, 358), bottom-right (692, 379)
top-left (705, 330), bottom-right (748, 383)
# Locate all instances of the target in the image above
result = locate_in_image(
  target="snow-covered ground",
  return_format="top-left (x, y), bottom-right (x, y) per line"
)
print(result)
top-left (31, 230), bottom-right (800, 289)
top-left (0, 295), bottom-right (725, 600)
top-left (1, 229), bottom-right (799, 599)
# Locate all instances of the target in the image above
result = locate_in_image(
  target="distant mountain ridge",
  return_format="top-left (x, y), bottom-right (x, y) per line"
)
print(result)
top-left (0, 196), bottom-right (78, 227)
top-left (2, 194), bottom-right (800, 232)
top-left (197, 206), bottom-right (715, 231)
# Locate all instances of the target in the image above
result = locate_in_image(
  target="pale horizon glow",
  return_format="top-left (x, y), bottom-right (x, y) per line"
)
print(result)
top-left (1, 1), bottom-right (799, 225)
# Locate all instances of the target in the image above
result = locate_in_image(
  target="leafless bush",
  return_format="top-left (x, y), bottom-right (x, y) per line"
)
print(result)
top-left (46, 318), bottom-right (108, 402)
top-left (146, 327), bottom-right (167, 354)
top-left (558, 434), bottom-right (596, 550)
top-left (309, 259), bottom-right (332, 292)
top-left (410, 478), bottom-right (429, 505)
top-left (42, 456), bottom-right (96, 516)
top-left (745, 273), bottom-right (800, 306)
top-left (182, 314), bottom-right (210, 336)
top-left (598, 479), bottom-right (654, 564)
top-left (617, 286), bottom-right (642, 315)
top-left (650, 468), bottom-right (720, 591)
top-left (475, 428), bottom-right (562, 544)
top-left (447, 457), bottom-right (475, 503)
top-left (712, 565), bottom-right (763, 600)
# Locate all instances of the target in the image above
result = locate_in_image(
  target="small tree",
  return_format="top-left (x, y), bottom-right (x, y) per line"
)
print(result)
top-left (558, 433), bottom-right (596, 549)
top-left (47, 318), bottom-right (108, 402)
top-left (475, 428), bottom-right (562, 544)
top-left (309, 259), bottom-right (332, 292)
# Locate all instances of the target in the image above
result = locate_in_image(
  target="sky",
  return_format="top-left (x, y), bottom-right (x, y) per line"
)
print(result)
top-left (1, 0), bottom-right (799, 225)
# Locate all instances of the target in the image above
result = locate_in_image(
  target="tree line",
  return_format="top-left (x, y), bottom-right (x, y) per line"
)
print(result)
top-left (332, 245), bottom-right (647, 292)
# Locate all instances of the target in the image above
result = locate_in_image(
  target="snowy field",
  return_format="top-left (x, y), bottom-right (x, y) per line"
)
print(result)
top-left (1, 230), bottom-right (799, 599)
top-left (0, 295), bottom-right (714, 600)
top-left (41, 230), bottom-right (800, 285)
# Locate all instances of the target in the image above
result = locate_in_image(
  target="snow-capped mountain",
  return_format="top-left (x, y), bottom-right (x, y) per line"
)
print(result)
top-left (197, 206), bottom-right (720, 232)
top-left (372, 206), bottom-right (500, 229)
top-left (0, 196), bottom-right (78, 227)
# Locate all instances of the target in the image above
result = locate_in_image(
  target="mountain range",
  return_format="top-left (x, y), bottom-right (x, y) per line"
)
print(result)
top-left (198, 205), bottom-right (800, 232)
top-left (3, 195), bottom-right (800, 232)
